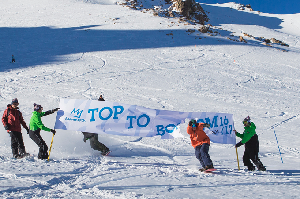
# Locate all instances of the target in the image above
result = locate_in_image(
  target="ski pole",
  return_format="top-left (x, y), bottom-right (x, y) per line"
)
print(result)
top-left (274, 130), bottom-right (283, 163)
top-left (234, 129), bottom-right (240, 170)
top-left (48, 134), bottom-right (54, 161)
top-left (236, 147), bottom-right (240, 171)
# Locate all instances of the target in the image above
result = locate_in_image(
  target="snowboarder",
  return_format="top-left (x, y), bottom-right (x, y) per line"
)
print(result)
top-left (187, 119), bottom-right (214, 171)
top-left (2, 98), bottom-right (30, 158)
top-left (28, 103), bottom-right (59, 159)
top-left (12, 55), bottom-right (15, 63)
top-left (234, 116), bottom-right (266, 171)
top-left (82, 95), bottom-right (110, 156)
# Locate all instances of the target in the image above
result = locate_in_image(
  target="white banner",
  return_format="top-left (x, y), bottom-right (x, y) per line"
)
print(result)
top-left (54, 99), bottom-right (236, 144)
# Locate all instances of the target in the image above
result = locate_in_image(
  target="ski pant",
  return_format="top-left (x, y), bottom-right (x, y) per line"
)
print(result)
top-left (82, 132), bottom-right (109, 153)
top-left (9, 131), bottom-right (26, 157)
top-left (195, 143), bottom-right (213, 168)
top-left (243, 134), bottom-right (264, 170)
top-left (29, 129), bottom-right (48, 159)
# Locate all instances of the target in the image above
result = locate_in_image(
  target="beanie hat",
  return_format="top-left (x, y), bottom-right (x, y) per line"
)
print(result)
top-left (11, 98), bottom-right (18, 104)
top-left (34, 103), bottom-right (42, 111)
top-left (189, 119), bottom-right (197, 127)
top-left (243, 116), bottom-right (251, 124)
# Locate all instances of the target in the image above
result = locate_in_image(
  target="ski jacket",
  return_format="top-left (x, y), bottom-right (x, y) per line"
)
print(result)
top-left (236, 122), bottom-right (257, 144)
top-left (187, 123), bottom-right (210, 148)
top-left (2, 104), bottom-right (29, 133)
top-left (29, 110), bottom-right (55, 132)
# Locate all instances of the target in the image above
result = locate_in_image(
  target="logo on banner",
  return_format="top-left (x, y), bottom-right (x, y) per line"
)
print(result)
top-left (65, 108), bottom-right (86, 122)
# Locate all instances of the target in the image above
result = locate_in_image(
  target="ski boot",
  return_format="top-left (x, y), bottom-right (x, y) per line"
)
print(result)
top-left (254, 160), bottom-right (266, 171)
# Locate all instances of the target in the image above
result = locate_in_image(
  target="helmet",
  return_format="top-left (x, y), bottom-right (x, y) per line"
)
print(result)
top-left (243, 116), bottom-right (251, 125)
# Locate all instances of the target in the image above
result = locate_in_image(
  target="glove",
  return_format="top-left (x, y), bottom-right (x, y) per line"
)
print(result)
top-left (52, 108), bottom-right (60, 113)
top-left (235, 141), bottom-right (243, 148)
top-left (233, 130), bottom-right (237, 135)
top-left (203, 123), bottom-right (210, 128)
top-left (4, 125), bottom-right (9, 130)
top-left (50, 129), bottom-right (56, 135)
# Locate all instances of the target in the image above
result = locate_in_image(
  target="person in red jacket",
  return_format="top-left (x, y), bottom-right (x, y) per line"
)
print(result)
top-left (187, 119), bottom-right (213, 171)
top-left (2, 98), bottom-right (29, 158)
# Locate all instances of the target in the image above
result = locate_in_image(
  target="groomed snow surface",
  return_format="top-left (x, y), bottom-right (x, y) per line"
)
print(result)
top-left (0, 0), bottom-right (300, 198)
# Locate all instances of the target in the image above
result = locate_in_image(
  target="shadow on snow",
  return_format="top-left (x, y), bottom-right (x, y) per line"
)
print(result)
top-left (0, 5), bottom-right (284, 72)
top-left (201, 4), bottom-right (283, 29)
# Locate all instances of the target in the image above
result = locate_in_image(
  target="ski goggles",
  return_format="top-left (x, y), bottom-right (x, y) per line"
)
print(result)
top-left (192, 124), bottom-right (196, 128)
top-left (243, 120), bottom-right (249, 125)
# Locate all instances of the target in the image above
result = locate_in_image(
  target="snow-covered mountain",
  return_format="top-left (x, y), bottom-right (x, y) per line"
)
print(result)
top-left (0, 0), bottom-right (299, 198)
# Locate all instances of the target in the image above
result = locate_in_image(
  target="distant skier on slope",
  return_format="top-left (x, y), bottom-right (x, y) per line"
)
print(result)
top-left (187, 119), bottom-right (214, 172)
top-left (28, 103), bottom-right (59, 159)
top-left (82, 95), bottom-right (110, 156)
top-left (234, 116), bottom-right (266, 171)
top-left (2, 98), bottom-right (30, 158)
top-left (98, 95), bottom-right (105, 101)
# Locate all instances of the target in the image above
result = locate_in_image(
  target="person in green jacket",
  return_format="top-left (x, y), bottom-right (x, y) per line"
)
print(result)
top-left (29, 103), bottom-right (59, 159)
top-left (234, 116), bottom-right (266, 171)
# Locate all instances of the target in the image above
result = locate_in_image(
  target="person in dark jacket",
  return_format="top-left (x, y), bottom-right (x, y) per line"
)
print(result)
top-left (29, 103), bottom-right (59, 159)
top-left (98, 95), bottom-right (105, 101)
top-left (2, 98), bottom-right (29, 158)
top-left (234, 116), bottom-right (266, 171)
top-left (82, 95), bottom-right (110, 156)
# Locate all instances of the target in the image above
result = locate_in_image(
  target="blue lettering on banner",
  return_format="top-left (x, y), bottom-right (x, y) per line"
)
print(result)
top-left (71, 108), bottom-right (83, 118)
top-left (126, 114), bottom-right (150, 129)
top-left (99, 107), bottom-right (113, 120)
top-left (156, 125), bottom-right (165, 136)
top-left (88, 106), bottom-right (125, 121)
top-left (88, 108), bottom-right (98, 122)
top-left (127, 116), bottom-right (136, 129)
top-left (137, 114), bottom-right (150, 127)
top-left (65, 117), bottom-right (86, 122)
top-left (113, 106), bottom-right (124, 119)
top-left (156, 123), bottom-right (178, 136)
top-left (196, 116), bottom-right (233, 135)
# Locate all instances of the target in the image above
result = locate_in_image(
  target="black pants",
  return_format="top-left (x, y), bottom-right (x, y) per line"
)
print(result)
top-left (29, 129), bottom-right (48, 159)
top-left (82, 132), bottom-right (109, 153)
top-left (243, 134), bottom-right (264, 169)
top-left (9, 131), bottom-right (26, 157)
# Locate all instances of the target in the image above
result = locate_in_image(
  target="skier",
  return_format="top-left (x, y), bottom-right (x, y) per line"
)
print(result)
top-left (187, 119), bottom-right (214, 171)
top-left (12, 55), bottom-right (15, 63)
top-left (28, 103), bottom-right (59, 159)
top-left (234, 116), bottom-right (266, 171)
top-left (2, 98), bottom-right (29, 158)
top-left (82, 95), bottom-right (110, 156)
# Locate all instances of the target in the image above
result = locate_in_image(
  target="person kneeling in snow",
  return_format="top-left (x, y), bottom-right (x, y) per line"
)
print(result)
top-left (187, 119), bottom-right (214, 171)
top-left (234, 116), bottom-right (266, 171)
top-left (29, 103), bottom-right (59, 159)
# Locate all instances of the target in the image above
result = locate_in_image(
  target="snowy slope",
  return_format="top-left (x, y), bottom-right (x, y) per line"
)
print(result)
top-left (0, 0), bottom-right (300, 198)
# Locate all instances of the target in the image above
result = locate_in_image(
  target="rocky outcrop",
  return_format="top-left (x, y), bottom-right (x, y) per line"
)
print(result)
top-left (170, 0), bottom-right (208, 25)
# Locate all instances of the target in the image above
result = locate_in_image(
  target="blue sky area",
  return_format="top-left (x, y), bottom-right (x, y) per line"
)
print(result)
top-left (197, 0), bottom-right (300, 14)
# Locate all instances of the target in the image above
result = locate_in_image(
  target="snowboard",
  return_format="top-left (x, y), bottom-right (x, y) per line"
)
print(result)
top-left (204, 168), bottom-right (217, 173)
top-left (102, 151), bottom-right (111, 156)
